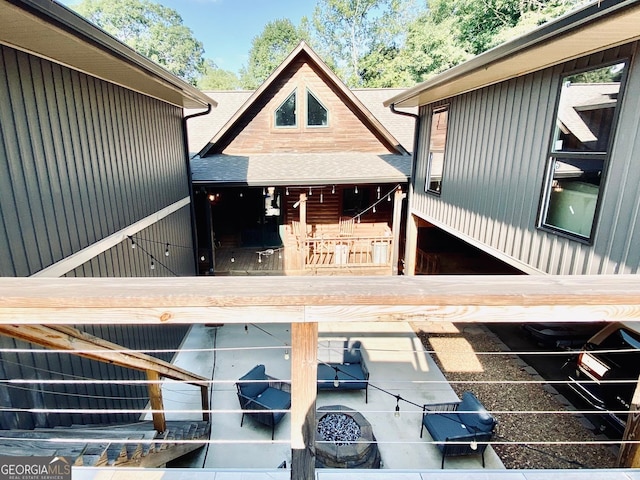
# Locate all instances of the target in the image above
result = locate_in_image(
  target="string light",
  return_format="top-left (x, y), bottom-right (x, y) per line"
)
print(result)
top-left (333, 368), bottom-right (340, 388)
top-left (320, 191), bottom-right (323, 203)
top-left (284, 349), bottom-right (290, 360)
top-left (150, 257), bottom-right (155, 270)
top-left (309, 187), bottom-right (312, 196)
top-left (164, 244), bottom-right (170, 257)
top-left (377, 186), bottom-right (381, 199)
top-left (130, 237), bottom-right (136, 249)
top-left (395, 395), bottom-right (401, 418)
top-left (286, 187), bottom-right (289, 195)
top-left (244, 324), bottom-right (248, 335)
top-left (354, 185), bottom-right (358, 194)
top-left (331, 185), bottom-right (335, 194)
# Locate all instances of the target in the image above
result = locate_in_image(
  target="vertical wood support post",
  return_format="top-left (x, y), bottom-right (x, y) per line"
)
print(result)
top-left (290, 321), bottom-right (317, 480)
top-left (299, 193), bottom-right (307, 270)
top-left (391, 187), bottom-right (406, 275)
top-left (200, 385), bottom-right (210, 422)
top-left (146, 370), bottom-right (167, 433)
top-left (617, 376), bottom-right (640, 467)
top-left (404, 214), bottom-right (418, 276)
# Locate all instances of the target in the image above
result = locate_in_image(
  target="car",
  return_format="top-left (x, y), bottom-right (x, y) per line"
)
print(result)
top-left (522, 321), bottom-right (607, 349)
top-left (562, 321), bottom-right (640, 434)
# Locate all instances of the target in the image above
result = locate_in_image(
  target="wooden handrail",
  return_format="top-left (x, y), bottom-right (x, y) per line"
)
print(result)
top-left (0, 323), bottom-right (210, 431)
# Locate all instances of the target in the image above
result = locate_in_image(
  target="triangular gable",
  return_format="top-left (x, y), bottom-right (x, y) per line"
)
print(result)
top-left (197, 42), bottom-right (408, 157)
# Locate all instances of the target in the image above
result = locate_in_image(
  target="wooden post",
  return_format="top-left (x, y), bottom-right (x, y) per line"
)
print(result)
top-left (391, 187), bottom-right (406, 275)
top-left (617, 376), bottom-right (640, 467)
top-left (404, 213), bottom-right (418, 275)
top-left (299, 193), bottom-right (307, 270)
top-left (146, 370), bottom-right (167, 433)
top-left (290, 321), bottom-right (317, 480)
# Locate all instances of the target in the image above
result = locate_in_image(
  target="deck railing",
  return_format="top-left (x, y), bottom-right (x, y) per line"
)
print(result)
top-left (0, 275), bottom-right (639, 478)
top-left (304, 235), bottom-right (392, 269)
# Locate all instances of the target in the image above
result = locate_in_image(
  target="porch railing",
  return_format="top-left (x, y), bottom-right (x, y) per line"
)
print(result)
top-left (303, 235), bottom-right (392, 268)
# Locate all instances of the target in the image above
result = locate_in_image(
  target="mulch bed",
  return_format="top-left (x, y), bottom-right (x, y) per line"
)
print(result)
top-left (413, 323), bottom-right (618, 469)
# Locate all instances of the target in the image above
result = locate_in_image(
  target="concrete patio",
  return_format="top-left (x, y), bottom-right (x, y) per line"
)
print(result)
top-left (152, 321), bottom-right (504, 470)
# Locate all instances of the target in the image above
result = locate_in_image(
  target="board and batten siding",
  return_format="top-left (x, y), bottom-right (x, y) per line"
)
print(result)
top-left (0, 44), bottom-right (194, 277)
top-left (410, 42), bottom-right (640, 275)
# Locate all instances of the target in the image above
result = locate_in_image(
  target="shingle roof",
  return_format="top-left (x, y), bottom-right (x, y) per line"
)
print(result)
top-left (191, 152), bottom-right (411, 186)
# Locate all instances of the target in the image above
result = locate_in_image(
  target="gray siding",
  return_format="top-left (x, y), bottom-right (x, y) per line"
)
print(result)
top-left (411, 42), bottom-right (640, 275)
top-left (0, 44), bottom-right (193, 277)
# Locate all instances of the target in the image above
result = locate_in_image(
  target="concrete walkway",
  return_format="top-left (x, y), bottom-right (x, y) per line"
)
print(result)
top-left (160, 321), bottom-right (503, 471)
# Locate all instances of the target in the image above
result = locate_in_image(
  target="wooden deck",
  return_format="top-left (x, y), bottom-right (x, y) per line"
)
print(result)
top-left (214, 247), bottom-right (284, 275)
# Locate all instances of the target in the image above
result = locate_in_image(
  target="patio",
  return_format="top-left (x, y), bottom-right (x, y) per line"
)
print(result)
top-left (157, 322), bottom-right (504, 471)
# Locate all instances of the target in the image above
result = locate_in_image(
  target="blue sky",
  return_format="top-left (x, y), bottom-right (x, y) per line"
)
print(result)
top-left (60, 0), bottom-right (315, 74)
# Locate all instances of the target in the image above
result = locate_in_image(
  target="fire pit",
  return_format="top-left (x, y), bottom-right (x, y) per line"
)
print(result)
top-left (315, 405), bottom-right (381, 469)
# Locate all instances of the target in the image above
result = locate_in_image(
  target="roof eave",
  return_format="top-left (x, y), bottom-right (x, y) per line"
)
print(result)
top-left (384, 0), bottom-right (640, 108)
top-left (1, 0), bottom-right (215, 109)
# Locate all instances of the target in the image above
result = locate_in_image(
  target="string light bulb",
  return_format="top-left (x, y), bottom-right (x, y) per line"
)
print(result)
top-left (387, 194), bottom-right (391, 202)
top-left (377, 186), bottom-right (381, 199)
top-left (470, 438), bottom-right (478, 450)
top-left (231, 252), bottom-right (235, 263)
top-left (284, 349), bottom-right (290, 360)
top-left (286, 187), bottom-right (289, 195)
top-left (309, 186), bottom-right (312, 196)
top-left (354, 185), bottom-right (358, 194)
top-left (165, 243), bottom-right (170, 256)
top-left (395, 395), bottom-right (401, 418)
top-left (331, 185), bottom-right (335, 194)
top-left (333, 368), bottom-right (340, 388)
top-left (130, 238), bottom-right (136, 249)
top-left (320, 191), bottom-right (323, 203)
top-left (150, 257), bottom-right (155, 270)
top-left (373, 205), bottom-right (376, 213)
top-left (244, 324), bottom-right (248, 334)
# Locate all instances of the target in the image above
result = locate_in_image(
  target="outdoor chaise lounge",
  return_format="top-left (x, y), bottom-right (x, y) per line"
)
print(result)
top-left (421, 391), bottom-right (496, 468)
top-left (317, 340), bottom-right (369, 402)
top-left (236, 364), bottom-right (291, 440)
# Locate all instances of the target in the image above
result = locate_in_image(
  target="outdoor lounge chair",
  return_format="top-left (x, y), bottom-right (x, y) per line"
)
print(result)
top-left (317, 340), bottom-right (369, 402)
top-left (420, 391), bottom-right (496, 468)
top-left (236, 364), bottom-right (291, 440)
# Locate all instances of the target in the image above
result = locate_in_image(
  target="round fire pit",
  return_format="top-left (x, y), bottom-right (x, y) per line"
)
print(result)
top-left (315, 405), bottom-right (381, 469)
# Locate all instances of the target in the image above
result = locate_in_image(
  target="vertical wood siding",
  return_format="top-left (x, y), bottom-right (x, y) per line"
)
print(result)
top-left (0, 44), bottom-right (192, 277)
top-left (411, 42), bottom-right (639, 275)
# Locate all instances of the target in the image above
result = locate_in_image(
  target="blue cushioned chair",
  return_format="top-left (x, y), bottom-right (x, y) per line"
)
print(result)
top-left (236, 364), bottom-right (291, 440)
top-left (421, 391), bottom-right (496, 468)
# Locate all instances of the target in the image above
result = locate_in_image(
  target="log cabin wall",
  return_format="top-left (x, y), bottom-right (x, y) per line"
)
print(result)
top-left (209, 53), bottom-right (395, 155)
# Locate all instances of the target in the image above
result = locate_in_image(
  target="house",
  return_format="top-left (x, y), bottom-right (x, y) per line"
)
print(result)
top-left (384, 0), bottom-right (640, 276)
top-left (187, 42), bottom-right (415, 276)
top-left (0, 0), bottom-right (214, 462)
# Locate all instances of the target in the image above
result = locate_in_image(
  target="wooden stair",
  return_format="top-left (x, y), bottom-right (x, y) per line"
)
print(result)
top-left (0, 420), bottom-right (210, 467)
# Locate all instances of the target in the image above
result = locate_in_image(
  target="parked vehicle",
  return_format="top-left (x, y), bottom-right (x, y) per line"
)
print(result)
top-left (563, 322), bottom-right (640, 433)
top-left (522, 322), bottom-right (607, 349)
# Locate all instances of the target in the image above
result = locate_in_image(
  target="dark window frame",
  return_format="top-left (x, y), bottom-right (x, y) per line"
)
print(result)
top-left (537, 59), bottom-right (630, 244)
top-left (425, 105), bottom-right (449, 195)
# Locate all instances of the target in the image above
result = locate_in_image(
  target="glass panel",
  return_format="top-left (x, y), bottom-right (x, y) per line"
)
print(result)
top-left (552, 62), bottom-right (626, 153)
top-left (307, 90), bottom-right (328, 126)
top-left (275, 91), bottom-right (296, 127)
top-left (426, 107), bottom-right (448, 193)
top-left (544, 158), bottom-right (604, 237)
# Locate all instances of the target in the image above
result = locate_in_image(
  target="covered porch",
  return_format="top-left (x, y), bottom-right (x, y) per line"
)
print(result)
top-left (192, 152), bottom-right (410, 276)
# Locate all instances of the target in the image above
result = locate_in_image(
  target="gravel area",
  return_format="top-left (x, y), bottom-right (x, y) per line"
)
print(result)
top-left (413, 323), bottom-right (618, 469)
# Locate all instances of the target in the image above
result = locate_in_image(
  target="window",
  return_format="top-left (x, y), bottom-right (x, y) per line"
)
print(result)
top-left (275, 91), bottom-right (296, 127)
top-left (307, 90), bottom-right (328, 127)
top-left (426, 106), bottom-right (449, 194)
top-left (539, 61), bottom-right (628, 241)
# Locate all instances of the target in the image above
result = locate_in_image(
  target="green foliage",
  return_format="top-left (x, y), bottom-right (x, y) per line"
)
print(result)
top-left (312, 0), bottom-right (415, 87)
top-left (240, 18), bottom-right (311, 89)
top-left (198, 60), bottom-right (241, 90)
top-left (74, 0), bottom-right (205, 85)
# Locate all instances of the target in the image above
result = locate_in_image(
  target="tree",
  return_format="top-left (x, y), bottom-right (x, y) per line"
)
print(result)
top-left (74, 0), bottom-right (205, 85)
top-left (240, 18), bottom-right (311, 89)
top-left (312, 0), bottom-right (410, 87)
top-left (198, 60), bottom-right (241, 90)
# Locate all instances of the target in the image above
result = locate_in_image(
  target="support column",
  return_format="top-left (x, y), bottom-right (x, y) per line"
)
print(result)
top-left (147, 370), bottom-right (166, 433)
top-left (618, 376), bottom-right (640, 467)
top-left (299, 193), bottom-right (307, 270)
top-left (290, 321), bottom-right (317, 480)
top-left (404, 213), bottom-right (418, 275)
top-left (391, 187), bottom-right (406, 275)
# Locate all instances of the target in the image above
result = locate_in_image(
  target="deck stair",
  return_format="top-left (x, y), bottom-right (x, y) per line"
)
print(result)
top-left (0, 420), bottom-right (210, 467)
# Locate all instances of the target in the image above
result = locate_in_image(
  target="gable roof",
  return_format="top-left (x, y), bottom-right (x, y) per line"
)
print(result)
top-left (186, 88), bottom-right (415, 156)
top-left (197, 42), bottom-right (409, 157)
top-left (385, 0), bottom-right (640, 108)
top-left (1, 0), bottom-right (214, 108)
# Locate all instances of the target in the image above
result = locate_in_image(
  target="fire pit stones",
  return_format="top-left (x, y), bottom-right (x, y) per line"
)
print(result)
top-left (315, 405), bottom-right (381, 469)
